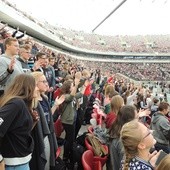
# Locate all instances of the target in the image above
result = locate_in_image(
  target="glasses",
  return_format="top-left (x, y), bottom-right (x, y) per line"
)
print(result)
top-left (142, 129), bottom-right (153, 140)
top-left (38, 80), bottom-right (48, 84)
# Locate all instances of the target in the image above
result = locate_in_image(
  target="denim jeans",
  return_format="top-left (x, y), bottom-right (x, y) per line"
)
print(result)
top-left (5, 163), bottom-right (30, 170)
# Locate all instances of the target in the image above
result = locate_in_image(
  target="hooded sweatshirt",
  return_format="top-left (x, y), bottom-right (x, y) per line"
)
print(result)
top-left (151, 112), bottom-right (170, 145)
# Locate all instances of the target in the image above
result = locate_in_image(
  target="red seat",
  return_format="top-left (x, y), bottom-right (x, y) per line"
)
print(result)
top-left (84, 137), bottom-right (108, 166)
top-left (82, 150), bottom-right (102, 170)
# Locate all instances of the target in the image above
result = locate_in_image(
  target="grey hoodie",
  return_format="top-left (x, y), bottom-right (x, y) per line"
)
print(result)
top-left (151, 112), bottom-right (170, 145)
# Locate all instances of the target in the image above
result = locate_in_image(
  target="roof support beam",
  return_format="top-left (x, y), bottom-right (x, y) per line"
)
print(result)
top-left (92, 0), bottom-right (128, 32)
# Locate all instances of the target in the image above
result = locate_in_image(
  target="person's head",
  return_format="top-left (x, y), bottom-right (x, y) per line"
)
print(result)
top-left (121, 120), bottom-right (156, 170)
top-left (19, 44), bottom-right (32, 61)
top-left (110, 95), bottom-right (124, 114)
top-left (138, 94), bottom-right (144, 102)
top-left (31, 72), bottom-right (49, 94)
top-left (60, 80), bottom-right (73, 95)
top-left (42, 58), bottom-right (49, 68)
top-left (158, 102), bottom-right (170, 115)
top-left (63, 63), bottom-right (69, 70)
top-left (36, 52), bottom-right (47, 66)
top-left (0, 74), bottom-right (36, 109)
top-left (82, 69), bottom-right (91, 79)
top-left (4, 37), bottom-right (19, 56)
top-left (124, 90), bottom-right (130, 104)
top-left (49, 57), bottom-right (55, 66)
top-left (156, 154), bottom-right (170, 170)
top-left (109, 105), bottom-right (137, 138)
top-left (153, 97), bottom-right (159, 105)
top-left (105, 84), bottom-right (117, 98)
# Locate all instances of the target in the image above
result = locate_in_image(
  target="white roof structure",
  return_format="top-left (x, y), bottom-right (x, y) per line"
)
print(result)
top-left (6, 0), bottom-right (170, 36)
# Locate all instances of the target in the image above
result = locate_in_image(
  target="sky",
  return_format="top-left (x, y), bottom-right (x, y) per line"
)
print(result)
top-left (7, 0), bottom-right (170, 36)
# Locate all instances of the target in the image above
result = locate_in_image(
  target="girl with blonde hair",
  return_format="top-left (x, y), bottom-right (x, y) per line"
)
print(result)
top-left (31, 71), bottom-right (64, 170)
top-left (120, 120), bottom-right (160, 170)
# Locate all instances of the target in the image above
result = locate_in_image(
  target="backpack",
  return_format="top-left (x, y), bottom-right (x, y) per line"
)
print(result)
top-left (72, 142), bottom-right (86, 170)
top-left (50, 157), bottom-right (66, 170)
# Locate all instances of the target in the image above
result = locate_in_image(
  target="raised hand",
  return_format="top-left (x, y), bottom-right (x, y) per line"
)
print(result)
top-left (8, 56), bottom-right (16, 71)
top-left (54, 95), bottom-right (65, 106)
top-left (149, 150), bottom-right (161, 168)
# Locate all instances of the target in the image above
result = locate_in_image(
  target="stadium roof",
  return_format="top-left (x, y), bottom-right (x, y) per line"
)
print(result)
top-left (7, 0), bottom-right (170, 36)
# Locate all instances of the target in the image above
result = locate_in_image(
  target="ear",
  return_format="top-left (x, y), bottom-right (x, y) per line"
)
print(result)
top-left (138, 142), bottom-right (146, 150)
top-left (6, 44), bottom-right (10, 49)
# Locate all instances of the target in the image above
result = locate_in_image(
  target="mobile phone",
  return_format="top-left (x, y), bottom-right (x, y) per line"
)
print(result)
top-left (155, 150), bottom-right (167, 166)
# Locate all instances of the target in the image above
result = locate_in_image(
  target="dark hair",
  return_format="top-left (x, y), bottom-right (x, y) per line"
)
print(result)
top-left (109, 105), bottom-right (137, 139)
top-left (158, 102), bottom-right (169, 111)
top-left (153, 97), bottom-right (159, 104)
top-left (36, 52), bottom-right (46, 60)
top-left (60, 80), bottom-right (73, 95)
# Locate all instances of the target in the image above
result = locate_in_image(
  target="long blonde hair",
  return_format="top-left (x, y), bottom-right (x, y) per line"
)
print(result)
top-left (0, 74), bottom-right (35, 110)
top-left (31, 71), bottom-right (44, 83)
top-left (31, 71), bottom-right (46, 96)
top-left (120, 120), bottom-right (143, 170)
top-left (31, 71), bottom-right (47, 108)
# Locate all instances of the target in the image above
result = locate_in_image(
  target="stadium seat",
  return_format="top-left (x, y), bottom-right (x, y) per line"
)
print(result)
top-left (82, 150), bottom-right (102, 170)
top-left (84, 137), bottom-right (108, 166)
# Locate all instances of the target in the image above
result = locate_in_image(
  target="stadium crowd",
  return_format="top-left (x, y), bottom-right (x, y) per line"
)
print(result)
top-left (1, 0), bottom-right (170, 53)
top-left (0, 1), bottom-right (170, 170)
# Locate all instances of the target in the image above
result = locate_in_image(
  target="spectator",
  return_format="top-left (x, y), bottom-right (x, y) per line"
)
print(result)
top-left (105, 95), bottom-right (124, 129)
top-left (107, 105), bottom-right (138, 170)
top-left (41, 58), bottom-right (56, 105)
top-left (31, 71), bottom-right (60, 170)
top-left (59, 78), bottom-right (87, 168)
top-left (120, 120), bottom-right (160, 170)
top-left (31, 52), bottom-right (47, 72)
top-left (0, 74), bottom-right (37, 170)
top-left (104, 84), bottom-right (119, 114)
top-left (0, 37), bottom-right (23, 96)
top-left (18, 44), bottom-right (32, 72)
top-left (150, 102), bottom-right (170, 153)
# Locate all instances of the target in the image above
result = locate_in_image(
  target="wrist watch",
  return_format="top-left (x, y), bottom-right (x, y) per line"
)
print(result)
top-left (0, 154), bottom-right (3, 163)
